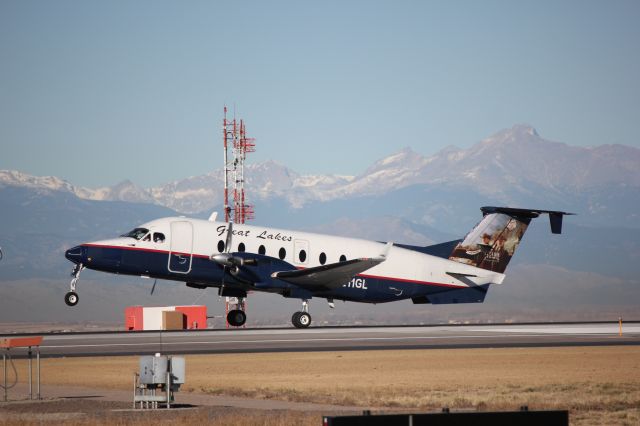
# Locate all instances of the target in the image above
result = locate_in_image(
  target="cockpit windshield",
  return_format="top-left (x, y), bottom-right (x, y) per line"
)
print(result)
top-left (120, 228), bottom-right (149, 240)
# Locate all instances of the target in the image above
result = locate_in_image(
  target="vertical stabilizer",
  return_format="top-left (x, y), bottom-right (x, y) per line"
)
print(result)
top-left (448, 207), bottom-right (573, 273)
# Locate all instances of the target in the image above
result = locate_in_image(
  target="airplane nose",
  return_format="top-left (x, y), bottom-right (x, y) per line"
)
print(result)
top-left (65, 245), bottom-right (84, 264)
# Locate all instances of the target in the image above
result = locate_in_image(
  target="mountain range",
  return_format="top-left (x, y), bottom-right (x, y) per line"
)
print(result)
top-left (3, 124), bottom-right (639, 220)
top-left (1, 124), bottom-right (639, 327)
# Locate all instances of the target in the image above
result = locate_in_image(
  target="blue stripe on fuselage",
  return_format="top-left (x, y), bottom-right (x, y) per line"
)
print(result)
top-left (81, 244), bottom-right (472, 304)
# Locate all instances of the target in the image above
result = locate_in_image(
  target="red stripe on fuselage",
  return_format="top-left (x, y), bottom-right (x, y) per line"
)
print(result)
top-left (82, 243), bottom-right (209, 259)
top-left (358, 273), bottom-right (462, 289)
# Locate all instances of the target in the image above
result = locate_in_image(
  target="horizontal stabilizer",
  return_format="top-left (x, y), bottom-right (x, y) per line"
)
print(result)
top-left (481, 206), bottom-right (575, 234)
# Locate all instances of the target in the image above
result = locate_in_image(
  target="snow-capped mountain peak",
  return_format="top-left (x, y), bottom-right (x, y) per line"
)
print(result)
top-left (0, 170), bottom-right (76, 193)
top-left (364, 146), bottom-right (425, 175)
top-left (2, 124), bottom-right (639, 214)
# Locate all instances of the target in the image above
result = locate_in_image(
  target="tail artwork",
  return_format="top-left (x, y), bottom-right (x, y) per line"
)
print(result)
top-left (448, 207), bottom-right (574, 273)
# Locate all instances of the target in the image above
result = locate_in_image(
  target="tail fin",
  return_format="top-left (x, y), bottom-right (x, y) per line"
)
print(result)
top-left (448, 207), bottom-right (573, 273)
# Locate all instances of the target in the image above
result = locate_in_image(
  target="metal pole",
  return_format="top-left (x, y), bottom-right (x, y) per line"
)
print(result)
top-left (619, 317), bottom-right (623, 336)
top-left (133, 373), bottom-right (136, 409)
top-left (223, 107), bottom-right (230, 222)
top-left (28, 347), bottom-right (32, 400)
top-left (3, 352), bottom-right (7, 402)
top-left (166, 370), bottom-right (171, 409)
top-left (36, 349), bottom-right (40, 400)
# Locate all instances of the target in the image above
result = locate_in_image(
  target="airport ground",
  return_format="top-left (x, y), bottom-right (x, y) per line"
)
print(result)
top-left (1, 346), bottom-right (639, 425)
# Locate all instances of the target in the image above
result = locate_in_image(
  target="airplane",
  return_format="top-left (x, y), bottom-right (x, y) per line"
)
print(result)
top-left (64, 206), bottom-right (572, 328)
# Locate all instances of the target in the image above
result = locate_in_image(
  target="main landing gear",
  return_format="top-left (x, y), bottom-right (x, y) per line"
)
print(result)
top-left (292, 299), bottom-right (311, 329)
top-left (65, 263), bottom-right (84, 307)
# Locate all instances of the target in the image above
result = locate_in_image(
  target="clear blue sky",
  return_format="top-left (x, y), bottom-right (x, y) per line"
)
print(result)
top-left (1, 0), bottom-right (639, 187)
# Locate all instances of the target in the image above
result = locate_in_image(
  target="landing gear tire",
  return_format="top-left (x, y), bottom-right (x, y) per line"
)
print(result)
top-left (227, 309), bottom-right (247, 327)
top-left (292, 311), bottom-right (311, 328)
top-left (64, 291), bottom-right (79, 307)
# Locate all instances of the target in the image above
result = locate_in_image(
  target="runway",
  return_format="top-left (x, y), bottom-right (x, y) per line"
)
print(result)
top-left (3, 322), bottom-right (639, 358)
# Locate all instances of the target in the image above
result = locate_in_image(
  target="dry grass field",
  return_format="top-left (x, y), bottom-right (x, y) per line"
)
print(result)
top-left (2, 346), bottom-right (639, 425)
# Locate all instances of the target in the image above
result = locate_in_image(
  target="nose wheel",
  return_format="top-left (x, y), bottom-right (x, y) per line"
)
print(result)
top-left (227, 309), bottom-right (247, 327)
top-left (225, 296), bottom-right (247, 327)
top-left (65, 264), bottom-right (84, 307)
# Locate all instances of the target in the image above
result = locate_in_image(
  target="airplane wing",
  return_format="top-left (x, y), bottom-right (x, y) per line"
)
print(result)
top-left (271, 257), bottom-right (386, 291)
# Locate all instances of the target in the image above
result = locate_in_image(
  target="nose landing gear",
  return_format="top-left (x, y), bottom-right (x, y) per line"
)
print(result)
top-left (292, 299), bottom-right (311, 328)
top-left (226, 296), bottom-right (247, 327)
top-left (65, 263), bottom-right (84, 307)
top-left (227, 309), bottom-right (247, 327)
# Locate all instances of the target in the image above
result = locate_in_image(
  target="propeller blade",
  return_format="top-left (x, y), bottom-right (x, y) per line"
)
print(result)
top-left (150, 279), bottom-right (157, 295)
top-left (225, 222), bottom-right (233, 253)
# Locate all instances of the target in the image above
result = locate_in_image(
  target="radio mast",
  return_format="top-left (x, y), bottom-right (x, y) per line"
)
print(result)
top-left (221, 106), bottom-right (256, 327)
top-left (222, 106), bottom-right (255, 224)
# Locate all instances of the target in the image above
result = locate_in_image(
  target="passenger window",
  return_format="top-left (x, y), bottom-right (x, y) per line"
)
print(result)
top-left (217, 240), bottom-right (225, 252)
top-left (299, 249), bottom-right (307, 263)
top-left (258, 245), bottom-right (266, 255)
top-left (339, 255), bottom-right (347, 262)
top-left (238, 243), bottom-right (246, 252)
top-left (319, 252), bottom-right (326, 265)
top-left (153, 233), bottom-right (165, 243)
top-left (279, 247), bottom-right (286, 260)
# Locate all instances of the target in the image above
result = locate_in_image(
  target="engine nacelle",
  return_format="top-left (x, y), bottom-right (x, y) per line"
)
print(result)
top-left (229, 265), bottom-right (259, 284)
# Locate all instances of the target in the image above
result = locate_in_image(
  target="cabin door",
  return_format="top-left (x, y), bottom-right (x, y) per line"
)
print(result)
top-left (168, 221), bottom-right (193, 274)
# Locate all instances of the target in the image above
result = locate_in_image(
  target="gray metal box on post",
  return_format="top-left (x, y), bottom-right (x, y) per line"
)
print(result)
top-left (139, 356), bottom-right (168, 385)
top-left (169, 356), bottom-right (185, 384)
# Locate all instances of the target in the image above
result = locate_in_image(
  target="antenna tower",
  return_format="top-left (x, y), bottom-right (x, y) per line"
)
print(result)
top-left (222, 106), bottom-right (255, 328)
top-left (222, 106), bottom-right (255, 224)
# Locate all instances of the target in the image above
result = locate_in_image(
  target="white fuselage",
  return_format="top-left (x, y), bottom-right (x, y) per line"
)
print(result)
top-left (85, 217), bottom-right (505, 291)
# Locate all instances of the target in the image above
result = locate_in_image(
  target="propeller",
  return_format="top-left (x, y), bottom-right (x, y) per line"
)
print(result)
top-left (150, 279), bottom-right (158, 295)
top-left (225, 222), bottom-right (233, 253)
top-left (210, 222), bottom-right (234, 288)
top-left (210, 222), bottom-right (236, 268)
top-left (209, 222), bottom-right (258, 283)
